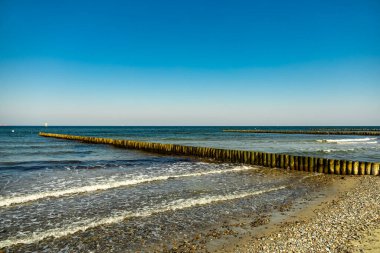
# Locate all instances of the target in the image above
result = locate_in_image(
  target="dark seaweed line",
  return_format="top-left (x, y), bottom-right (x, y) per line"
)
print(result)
top-left (223, 129), bottom-right (380, 136)
top-left (39, 132), bottom-right (380, 176)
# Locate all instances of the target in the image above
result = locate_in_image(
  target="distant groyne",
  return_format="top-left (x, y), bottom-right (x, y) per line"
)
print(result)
top-left (39, 132), bottom-right (379, 176)
top-left (223, 129), bottom-right (380, 136)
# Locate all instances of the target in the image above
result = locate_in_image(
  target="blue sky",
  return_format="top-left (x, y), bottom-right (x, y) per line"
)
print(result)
top-left (1, 0), bottom-right (379, 125)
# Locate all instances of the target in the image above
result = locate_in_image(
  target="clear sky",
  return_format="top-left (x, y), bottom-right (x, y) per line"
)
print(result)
top-left (1, 0), bottom-right (379, 126)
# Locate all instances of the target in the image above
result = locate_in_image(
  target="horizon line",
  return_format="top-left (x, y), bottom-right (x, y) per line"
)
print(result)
top-left (2, 125), bottom-right (380, 127)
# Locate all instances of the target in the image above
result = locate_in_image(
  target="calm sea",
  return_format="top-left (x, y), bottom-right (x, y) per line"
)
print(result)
top-left (0, 126), bottom-right (379, 252)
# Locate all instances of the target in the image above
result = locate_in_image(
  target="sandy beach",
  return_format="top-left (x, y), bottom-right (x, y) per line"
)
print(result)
top-left (216, 175), bottom-right (380, 253)
top-left (103, 170), bottom-right (377, 253)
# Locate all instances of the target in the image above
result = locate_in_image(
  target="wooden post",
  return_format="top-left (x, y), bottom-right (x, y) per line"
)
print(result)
top-left (231, 150), bottom-right (235, 162)
top-left (359, 161), bottom-right (366, 175)
top-left (335, 160), bottom-right (341, 175)
top-left (244, 151), bottom-right (249, 163)
top-left (285, 155), bottom-right (290, 169)
top-left (365, 162), bottom-right (372, 175)
top-left (312, 157), bottom-right (317, 172)
top-left (256, 152), bottom-right (261, 166)
top-left (341, 160), bottom-right (347, 175)
top-left (240, 150), bottom-right (244, 163)
top-left (200, 146), bottom-right (205, 157)
top-left (299, 156), bottom-right (304, 171)
top-left (347, 161), bottom-right (353, 175)
top-left (233, 150), bottom-right (238, 163)
top-left (372, 163), bottom-right (379, 176)
top-left (254, 152), bottom-right (258, 165)
top-left (223, 150), bottom-right (228, 162)
top-left (229, 150), bottom-right (233, 162)
top-left (235, 150), bottom-right (240, 162)
top-left (250, 152), bottom-right (255, 165)
top-left (298, 156), bottom-right (302, 171)
top-left (328, 159), bottom-right (335, 174)
top-left (321, 159), bottom-right (327, 174)
top-left (219, 149), bottom-right (224, 161)
top-left (290, 156), bottom-right (295, 170)
top-left (293, 156), bottom-right (298, 170)
top-left (275, 154), bottom-right (280, 168)
top-left (279, 154), bottom-right (284, 168)
top-left (308, 157), bottom-right (313, 172)
top-left (207, 147), bottom-right (212, 158)
top-left (264, 153), bottom-right (268, 167)
top-left (304, 157), bottom-right (309, 171)
top-left (225, 150), bottom-right (229, 162)
top-left (353, 161), bottom-right (359, 175)
top-left (250, 152), bottom-right (254, 164)
top-left (271, 154), bottom-right (276, 168)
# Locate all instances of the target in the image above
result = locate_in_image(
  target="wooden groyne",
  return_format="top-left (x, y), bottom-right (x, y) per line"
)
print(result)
top-left (223, 129), bottom-right (380, 136)
top-left (308, 128), bottom-right (380, 132)
top-left (39, 132), bottom-right (379, 176)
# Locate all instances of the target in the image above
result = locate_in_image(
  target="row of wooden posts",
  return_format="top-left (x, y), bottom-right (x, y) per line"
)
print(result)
top-left (307, 128), bottom-right (380, 132)
top-left (39, 132), bottom-right (380, 176)
top-left (223, 129), bottom-right (380, 136)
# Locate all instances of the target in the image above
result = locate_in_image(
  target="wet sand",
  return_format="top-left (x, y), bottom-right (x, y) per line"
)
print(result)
top-left (220, 175), bottom-right (380, 253)
top-left (151, 169), bottom-right (340, 252)
top-left (152, 172), bottom-right (380, 253)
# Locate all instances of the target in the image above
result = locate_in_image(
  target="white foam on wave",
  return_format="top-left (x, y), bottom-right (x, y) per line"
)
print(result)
top-left (0, 185), bottom-right (285, 248)
top-left (319, 148), bottom-right (355, 153)
top-left (0, 165), bottom-right (257, 208)
top-left (317, 137), bottom-right (377, 144)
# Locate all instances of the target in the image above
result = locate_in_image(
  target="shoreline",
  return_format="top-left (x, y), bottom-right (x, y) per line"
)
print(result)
top-left (1, 169), bottom-right (379, 252)
top-left (217, 175), bottom-right (380, 253)
top-left (149, 170), bottom-right (341, 252)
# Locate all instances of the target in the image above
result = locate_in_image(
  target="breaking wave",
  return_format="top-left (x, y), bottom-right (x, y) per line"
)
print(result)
top-left (317, 138), bottom-right (377, 144)
top-left (318, 148), bottom-right (355, 153)
top-left (0, 185), bottom-right (285, 248)
top-left (0, 165), bottom-right (257, 208)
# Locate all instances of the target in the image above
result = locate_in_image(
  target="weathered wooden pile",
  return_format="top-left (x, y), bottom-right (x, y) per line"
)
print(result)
top-left (39, 132), bottom-right (379, 176)
top-left (223, 129), bottom-right (380, 136)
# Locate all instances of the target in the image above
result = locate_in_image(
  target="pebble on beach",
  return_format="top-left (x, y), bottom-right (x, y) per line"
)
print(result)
top-left (235, 176), bottom-right (380, 253)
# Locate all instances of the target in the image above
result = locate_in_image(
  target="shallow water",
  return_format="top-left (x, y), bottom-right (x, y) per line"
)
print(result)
top-left (0, 126), bottom-right (378, 252)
